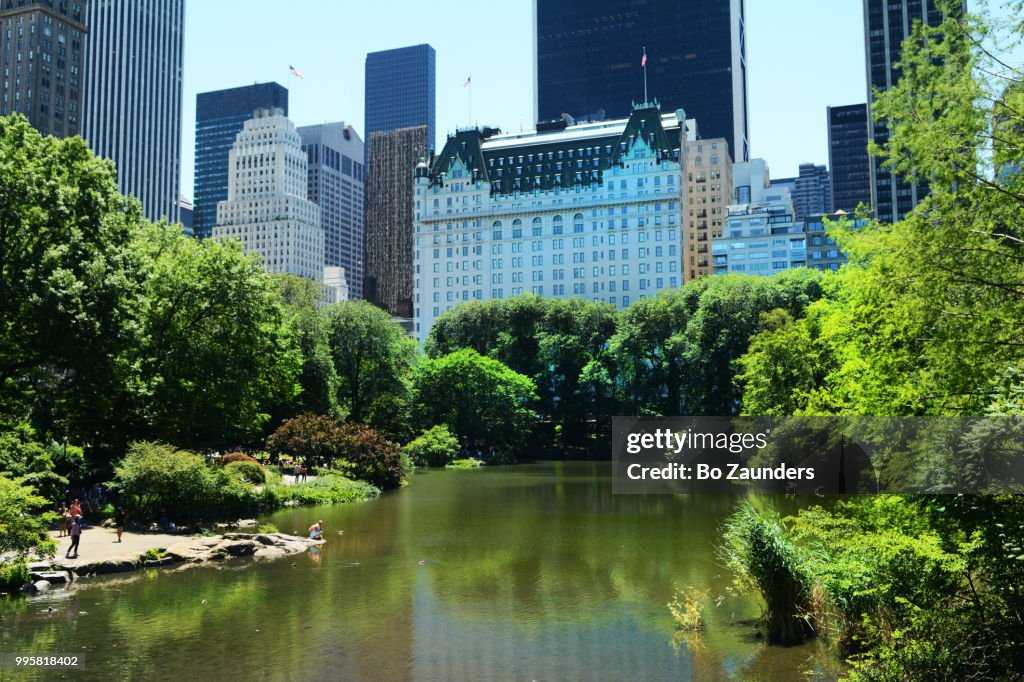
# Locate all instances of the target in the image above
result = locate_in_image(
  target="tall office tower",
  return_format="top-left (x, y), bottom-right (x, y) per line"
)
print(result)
top-left (81, 0), bottom-right (183, 223)
top-left (298, 123), bottom-right (365, 298)
top-left (683, 136), bottom-right (732, 281)
top-left (535, 0), bottom-right (749, 162)
top-left (213, 109), bottom-right (324, 282)
top-left (828, 103), bottom-right (872, 213)
top-left (792, 163), bottom-right (832, 222)
top-left (363, 44), bottom-right (435, 165)
top-left (0, 1), bottom-right (86, 137)
top-left (364, 125), bottom-right (428, 318)
top-left (864, 0), bottom-right (961, 222)
top-left (194, 82), bottom-right (288, 239)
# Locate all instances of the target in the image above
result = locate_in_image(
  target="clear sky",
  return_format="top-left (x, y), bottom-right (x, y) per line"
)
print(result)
top-left (179, 0), bottom-right (868, 199)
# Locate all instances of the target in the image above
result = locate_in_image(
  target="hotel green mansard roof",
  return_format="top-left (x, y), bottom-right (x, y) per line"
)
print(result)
top-left (422, 101), bottom-right (688, 197)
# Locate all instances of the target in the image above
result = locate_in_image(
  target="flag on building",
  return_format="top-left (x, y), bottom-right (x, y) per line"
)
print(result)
top-left (289, 65), bottom-right (305, 79)
top-left (641, 50), bottom-right (647, 68)
top-left (463, 75), bottom-right (471, 87)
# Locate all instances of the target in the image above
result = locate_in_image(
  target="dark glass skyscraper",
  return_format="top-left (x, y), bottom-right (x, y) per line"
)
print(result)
top-left (828, 103), bottom-right (871, 214)
top-left (792, 163), bottom-right (832, 222)
top-left (864, 0), bottom-right (961, 222)
top-left (535, 0), bottom-right (748, 162)
top-left (363, 44), bottom-right (435, 164)
top-left (193, 82), bottom-right (288, 239)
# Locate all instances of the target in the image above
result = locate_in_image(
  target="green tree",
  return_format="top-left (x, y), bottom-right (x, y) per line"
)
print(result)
top-left (323, 300), bottom-right (416, 424)
top-left (0, 115), bottom-right (145, 449)
top-left (0, 476), bottom-right (56, 559)
top-left (405, 424), bottom-right (460, 467)
top-left (412, 349), bottom-right (538, 452)
top-left (130, 225), bottom-right (300, 449)
top-left (335, 423), bottom-right (409, 490)
top-left (269, 274), bottom-right (339, 418)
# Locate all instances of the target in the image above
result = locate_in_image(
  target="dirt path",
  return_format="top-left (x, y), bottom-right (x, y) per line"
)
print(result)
top-left (49, 526), bottom-right (186, 568)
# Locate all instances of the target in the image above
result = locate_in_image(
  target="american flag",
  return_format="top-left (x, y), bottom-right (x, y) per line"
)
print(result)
top-left (464, 75), bottom-right (471, 87)
top-left (289, 65), bottom-right (305, 79)
top-left (641, 51), bottom-right (647, 68)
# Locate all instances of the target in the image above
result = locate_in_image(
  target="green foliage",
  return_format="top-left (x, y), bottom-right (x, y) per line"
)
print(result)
top-left (0, 475), bottom-right (56, 559)
top-left (130, 224), bottom-right (301, 449)
top-left (412, 349), bottom-right (538, 452)
top-left (0, 114), bottom-right (145, 454)
top-left (445, 458), bottom-right (483, 469)
top-left (0, 560), bottom-right (30, 590)
top-left (269, 274), bottom-right (340, 418)
top-left (335, 424), bottom-right (410, 490)
top-left (143, 548), bottom-right (168, 561)
top-left (405, 425), bottom-right (460, 467)
top-left (323, 300), bottom-right (416, 424)
top-left (271, 473), bottom-right (380, 506)
top-left (224, 460), bottom-right (266, 485)
top-left (257, 523), bottom-right (279, 534)
top-left (110, 441), bottom-right (258, 525)
top-left (668, 586), bottom-right (710, 631)
top-left (718, 502), bottom-right (814, 645)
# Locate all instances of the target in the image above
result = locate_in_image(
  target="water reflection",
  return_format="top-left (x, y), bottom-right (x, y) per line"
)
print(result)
top-left (1, 462), bottom-right (838, 681)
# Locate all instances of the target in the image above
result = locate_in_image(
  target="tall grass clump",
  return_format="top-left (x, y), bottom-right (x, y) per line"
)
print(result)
top-left (719, 501), bottom-right (815, 645)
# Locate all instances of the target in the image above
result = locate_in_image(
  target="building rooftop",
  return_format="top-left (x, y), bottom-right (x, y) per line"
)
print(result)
top-left (426, 103), bottom-right (690, 196)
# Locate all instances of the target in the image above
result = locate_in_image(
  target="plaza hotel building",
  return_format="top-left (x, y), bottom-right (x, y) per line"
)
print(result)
top-left (413, 102), bottom-right (695, 340)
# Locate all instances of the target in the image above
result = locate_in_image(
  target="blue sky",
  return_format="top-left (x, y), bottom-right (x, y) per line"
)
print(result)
top-left (180, 0), bottom-right (868, 199)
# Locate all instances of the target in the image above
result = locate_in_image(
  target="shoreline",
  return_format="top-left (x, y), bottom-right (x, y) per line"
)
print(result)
top-left (12, 526), bottom-right (325, 595)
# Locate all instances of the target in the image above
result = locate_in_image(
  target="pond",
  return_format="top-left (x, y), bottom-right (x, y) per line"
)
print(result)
top-left (1, 461), bottom-right (841, 681)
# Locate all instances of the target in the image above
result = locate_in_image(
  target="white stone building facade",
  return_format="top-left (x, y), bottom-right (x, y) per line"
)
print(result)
top-left (413, 104), bottom-right (692, 340)
top-left (214, 109), bottom-right (324, 281)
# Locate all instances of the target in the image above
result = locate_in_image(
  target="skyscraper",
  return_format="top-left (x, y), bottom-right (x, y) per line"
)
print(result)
top-left (298, 122), bottom-right (365, 298)
top-left (683, 136), bottom-right (732, 282)
top-left (792, 163), bottom-right (832, 223)
top-left (82, 0), bottom-right (183, 223)
top-left (0, 1), bottom-right (86, 137)
top-left (363, 44), bottom-right (435, 163)
top-left (364, 125), bottom-right (428, 318)
top-left (535, 0), bottom-right (749, 162)
top-left (828, 103), bottom-right (871, 214)
top-left (213, 109), bottom-right (323, 282)
top-left (193, 82), bottom-right (288, 239)
top-left (864, 0), bottom-right (961, 222)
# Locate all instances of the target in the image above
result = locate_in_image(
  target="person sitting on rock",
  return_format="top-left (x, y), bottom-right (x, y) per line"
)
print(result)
top-left (308, 520), bottom-right (324, 540)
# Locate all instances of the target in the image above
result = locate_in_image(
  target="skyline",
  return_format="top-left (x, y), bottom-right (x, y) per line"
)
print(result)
top-left (179, 0), bottom-right (867, 202)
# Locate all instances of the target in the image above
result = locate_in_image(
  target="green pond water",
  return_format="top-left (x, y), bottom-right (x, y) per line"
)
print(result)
top-left (1, 461), bottom-right (842, 681)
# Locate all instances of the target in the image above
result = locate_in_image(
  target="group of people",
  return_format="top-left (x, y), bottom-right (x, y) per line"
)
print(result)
top-left (54, 497), bottom-right (128, 559)
top-left (293, 462), bottom-right (309, 482)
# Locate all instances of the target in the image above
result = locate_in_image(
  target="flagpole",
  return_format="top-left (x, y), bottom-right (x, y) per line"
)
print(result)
top-left (643, 47), bottom-right (648, 104)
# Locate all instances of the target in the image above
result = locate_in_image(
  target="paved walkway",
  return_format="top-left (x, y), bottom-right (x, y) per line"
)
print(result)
top-left (49, 526), bottom-right (185, 568)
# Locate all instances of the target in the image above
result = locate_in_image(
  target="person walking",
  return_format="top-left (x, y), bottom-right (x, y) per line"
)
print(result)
top-left (114, 507), bottom-right (126, 543)
top-left (66, 516), bottom-right (82, 558)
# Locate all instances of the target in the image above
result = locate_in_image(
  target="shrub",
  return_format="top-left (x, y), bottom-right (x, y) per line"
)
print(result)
top-left (271, 473), bottom-right (380, 506)
top-left (337, 424), bottom-right (410, 490)
top-left (445, 458), bottom-right (483, 469)
top-left (405, 425), bottom-right (460, 467)
top-left (224, 460), bottom-right (266, 485)
top-left (258, 523), bottom-right (279, 534)
top-left (718, 502), bottom-right (815, 645)
top-left (221, 452), bottom-right (258, 466)
top-left (110, 441), bottom-right (261, 525)
top-left (0, 475), bottom-right (56, 559)
top-left (668, 586), bottom-right (710, 631)
top-left (0, 560), bottom-right (30, 590)
top-left (143, 548), bottom-right (168, 561)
